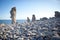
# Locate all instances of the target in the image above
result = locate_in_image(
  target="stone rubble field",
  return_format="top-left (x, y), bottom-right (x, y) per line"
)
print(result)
top-left (0, 18), bottom-right (60, 40)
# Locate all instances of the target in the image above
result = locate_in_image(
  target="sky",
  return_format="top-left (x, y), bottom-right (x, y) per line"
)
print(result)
top-left (0, 0), bottom-right (60, 20)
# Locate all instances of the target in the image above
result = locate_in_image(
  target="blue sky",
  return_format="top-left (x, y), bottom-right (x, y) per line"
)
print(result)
top-left (0, 0), bottom-right (60, 20)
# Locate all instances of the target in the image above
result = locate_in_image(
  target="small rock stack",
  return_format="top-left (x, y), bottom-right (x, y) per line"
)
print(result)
top-left (27, 17), bottom-right (30, 22)
top-left (32, 14), bottom-right (36, 22)
top-left (10, 7), bottom-right (16, 24)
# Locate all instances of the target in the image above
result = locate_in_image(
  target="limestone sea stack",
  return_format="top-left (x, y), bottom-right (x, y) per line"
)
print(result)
top-left (27, 17), bottom-right (30, 22)
top-left (10, 7), bottom-right (16, 24)
top-left (32, 14), bottom-right (36, 22)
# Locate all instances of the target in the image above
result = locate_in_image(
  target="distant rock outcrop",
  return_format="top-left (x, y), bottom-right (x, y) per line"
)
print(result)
top-left (10, 7), bottom-right (16, 24)
top-left (55, 11), bottom-right (60, 18)
top-left (32, 14), bottom-right (36, 22)
top-left (40, 17), bottom-right (48, 21)
top-left (27, 17), bottom-right (30, 22)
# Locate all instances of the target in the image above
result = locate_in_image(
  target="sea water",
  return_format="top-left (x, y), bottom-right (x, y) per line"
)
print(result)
top-left (0, 20), bottom-right (26, 24)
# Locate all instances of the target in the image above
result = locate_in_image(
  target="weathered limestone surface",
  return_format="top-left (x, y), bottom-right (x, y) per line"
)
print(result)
top-left (32, 14), bottom-right (36, 22)
top-left (0, 17), bottom-right (60, 40)
top-left (10, 7), bottom-right (16, 24)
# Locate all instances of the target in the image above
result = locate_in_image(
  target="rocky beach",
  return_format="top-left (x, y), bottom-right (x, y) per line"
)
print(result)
top-left (0, 11), bottom-right (60, 40)
top-left (0, 0), bottom-right (60, 40)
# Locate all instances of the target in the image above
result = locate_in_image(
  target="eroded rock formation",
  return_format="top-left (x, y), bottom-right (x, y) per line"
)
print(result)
top-left (32, 14), bottom-right (36, 22)
top-left (55, 11), bottom-right (60, 18)
top-left (10, 7), bottom-right (16, 24)
top-left (27, 17), bottom-right (30, 22)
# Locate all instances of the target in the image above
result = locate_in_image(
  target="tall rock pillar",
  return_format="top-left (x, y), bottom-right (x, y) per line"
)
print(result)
top-left (32, 14), bottom-right (36, 22)
top-left (10, 7), bottom-right (16, 24)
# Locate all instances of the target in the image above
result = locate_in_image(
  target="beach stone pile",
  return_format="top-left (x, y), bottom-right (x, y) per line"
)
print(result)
top-left (0, 17), bottom-right (60, 40)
